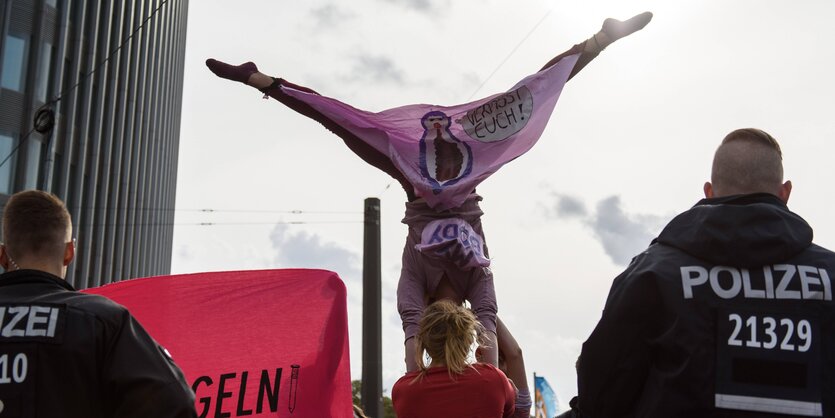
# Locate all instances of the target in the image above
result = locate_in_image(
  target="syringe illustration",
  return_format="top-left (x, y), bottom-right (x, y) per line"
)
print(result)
top-left (288, 364), bottom-right (300, 413)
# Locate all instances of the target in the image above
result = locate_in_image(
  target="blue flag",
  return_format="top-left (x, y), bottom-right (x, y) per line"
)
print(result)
top-left (535, 375), bottom-right (559, 418)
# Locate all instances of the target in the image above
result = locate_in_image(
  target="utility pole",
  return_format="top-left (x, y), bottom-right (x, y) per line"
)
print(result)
top-left (361, 197), bottom-right (383, 417)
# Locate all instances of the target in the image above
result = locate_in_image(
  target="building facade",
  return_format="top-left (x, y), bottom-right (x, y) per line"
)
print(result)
top-left (0, 0), bottom-right (188, 288)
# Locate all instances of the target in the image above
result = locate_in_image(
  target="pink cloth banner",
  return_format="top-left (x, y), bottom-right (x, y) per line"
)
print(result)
top-left (84, 269), bottom-right (352, 418)
top-left (280, 53), bottom-right (580, 210)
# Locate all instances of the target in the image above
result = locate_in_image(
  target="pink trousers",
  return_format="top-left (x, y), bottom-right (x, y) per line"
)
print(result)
top-left (396, 194), bottom-right (498, 340)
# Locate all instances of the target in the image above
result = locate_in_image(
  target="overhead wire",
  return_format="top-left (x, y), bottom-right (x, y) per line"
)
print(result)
top-left (59, 206), bottom-right (362, 227)
top-left (68, 220), bottom-right (363, 229)
top-left (120, 207), bottom-right (360, 214)
top-left (466, 10), bottom-right (552, 101)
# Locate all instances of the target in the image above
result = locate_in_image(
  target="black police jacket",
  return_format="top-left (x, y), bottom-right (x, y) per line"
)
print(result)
top-left (0, 269), bottom-right (196, 417)
top-left (577, 193), bottom-right (834, 417)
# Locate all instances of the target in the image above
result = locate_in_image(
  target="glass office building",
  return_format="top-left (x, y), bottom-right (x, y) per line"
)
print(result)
top-left (0, 0), bottom-right (188, 288)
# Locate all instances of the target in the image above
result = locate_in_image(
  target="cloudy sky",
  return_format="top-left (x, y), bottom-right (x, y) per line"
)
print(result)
top-left (173, 0), bottom-right (835, 408)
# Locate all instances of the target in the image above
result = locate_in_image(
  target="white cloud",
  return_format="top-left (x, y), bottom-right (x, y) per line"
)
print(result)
top-left (380, 0), bottom-right (437, 12)
top-left (346, 54), bottom-right (406, 85)
top-left (269, 224), bottom-right (362, 282)
top-left (546, 194), bottom-right (669, 266)
top-left (549, 192), bottom-right (588, 218)
top-left (310, 4), bottom-right (355, 29)
top-left (588, 196), bottom-right (667, 265)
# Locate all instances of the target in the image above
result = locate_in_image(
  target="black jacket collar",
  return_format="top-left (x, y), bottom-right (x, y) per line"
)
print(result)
top-left (655, 193), bottom-right (813, 267)
top-left (0, 269), bottom-right (76, 291)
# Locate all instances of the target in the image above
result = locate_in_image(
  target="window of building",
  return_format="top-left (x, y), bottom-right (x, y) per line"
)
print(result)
top-left (1, 35), bottom-right (29, 92)
top-left (24, 139), bottom-right (43, 190)
top-left (35, 42), bottom-right (54, 102)
top-left (46, 0), bottom-right (59, 8)
top-left (0, 134), bottom-right (16, 194)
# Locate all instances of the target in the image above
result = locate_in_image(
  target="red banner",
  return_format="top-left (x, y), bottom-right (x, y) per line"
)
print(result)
top-left (85, 269), bottom-right (352, 418)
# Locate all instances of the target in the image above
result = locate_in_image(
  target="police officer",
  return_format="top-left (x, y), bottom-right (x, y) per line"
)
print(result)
top-left (0, 190), bottom-right (196, 417)
top-left (574, 129), bottom-right (834, 417)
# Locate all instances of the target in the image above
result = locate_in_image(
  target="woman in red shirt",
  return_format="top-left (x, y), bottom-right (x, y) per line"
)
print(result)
top-left (392, 300), bottom-right (516, 418)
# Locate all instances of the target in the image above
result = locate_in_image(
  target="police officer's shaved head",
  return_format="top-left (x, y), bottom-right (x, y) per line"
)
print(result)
top-left (2, 190), bottom-right (72, 266)
top-left (709, 128), bottom-right (787, 199)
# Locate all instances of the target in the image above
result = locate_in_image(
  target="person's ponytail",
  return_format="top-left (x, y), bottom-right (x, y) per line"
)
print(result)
top-left (413, 300), bottom-right (483, 381)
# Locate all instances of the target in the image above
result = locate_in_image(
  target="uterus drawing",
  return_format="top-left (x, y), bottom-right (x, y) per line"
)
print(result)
top-left (418, 111), bottom-right (472, 190)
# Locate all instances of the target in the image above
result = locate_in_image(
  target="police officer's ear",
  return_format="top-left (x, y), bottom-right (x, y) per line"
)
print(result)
top-left (778, 180), bottom-right (792, 204)
top-left (63, 239), bottom-right (75, 266)
top-left (0, 244), bottom-right (11, 270)
top-left (703, 182), bottom-right (714, 199)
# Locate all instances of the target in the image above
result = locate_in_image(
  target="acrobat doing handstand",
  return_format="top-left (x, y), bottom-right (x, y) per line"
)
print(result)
top-left (207, 11), bottom-right (651, 417)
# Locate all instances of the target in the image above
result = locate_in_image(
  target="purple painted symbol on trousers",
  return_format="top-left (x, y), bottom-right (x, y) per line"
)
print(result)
top-left (415, 218), bottom-right (489, 269)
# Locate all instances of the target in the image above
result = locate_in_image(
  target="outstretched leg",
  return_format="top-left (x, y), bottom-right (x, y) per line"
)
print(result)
top-left (205, 59), bottom-right (418, 200)
top-left (541, 11), bottom-right (653, 79)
